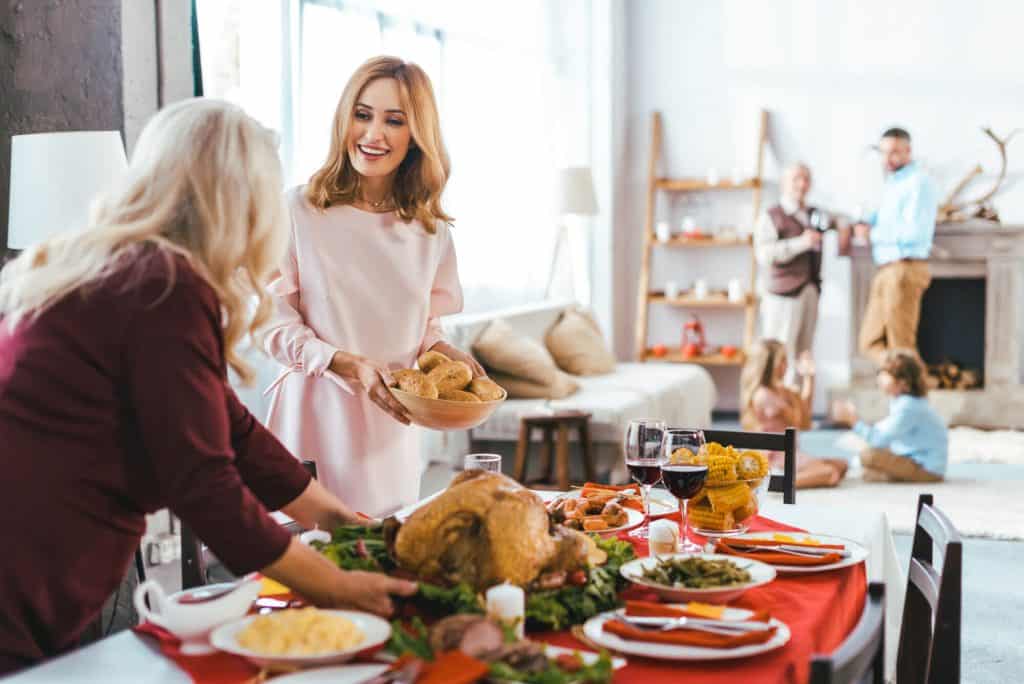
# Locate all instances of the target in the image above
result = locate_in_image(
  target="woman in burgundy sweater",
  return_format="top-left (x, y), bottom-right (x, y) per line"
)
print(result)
top-left (0, 99), bottom-right (415, 675)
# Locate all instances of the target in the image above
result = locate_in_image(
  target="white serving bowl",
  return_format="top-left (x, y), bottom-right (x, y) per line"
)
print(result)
top-left (133, 576), bottom-right (261, 654)
top-left (619, 553), bottom-right (776, 604)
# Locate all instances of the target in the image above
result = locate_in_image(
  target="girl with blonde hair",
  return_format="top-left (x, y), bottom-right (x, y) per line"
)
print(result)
top-left (264, 56), bottom-right (481, 515)
top-left (0, 99), bottom-right (414, 675)
top-left (740, 338), bottom-right (847, 488)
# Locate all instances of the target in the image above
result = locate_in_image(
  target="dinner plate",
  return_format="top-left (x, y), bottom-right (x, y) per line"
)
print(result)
top-left (723, 532), bottom-right (869, 574)
top-left (562, 486), bottom-right (680, 515)
top-left (209, 609), bottom-right (391, 669)
top-left (582, 609), bottom-right (791, 661)
top-left (619, 553), bottom-right (776, 604)
top-left (268, 646), bottom-right (626, 683)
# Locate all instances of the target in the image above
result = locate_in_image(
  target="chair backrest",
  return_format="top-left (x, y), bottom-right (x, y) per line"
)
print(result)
top-left (898, 494), bottom-right (963, 684)
top-left (810, 582), bottom-right (885, 684)
top-left (701, 427), bottom-right (796, 504)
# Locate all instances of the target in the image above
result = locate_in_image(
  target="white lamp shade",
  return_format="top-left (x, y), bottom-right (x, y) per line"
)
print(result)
top-left (7, 131), bottom-right (127, 249)
top-left (557, 166), bottom-right (598, 217)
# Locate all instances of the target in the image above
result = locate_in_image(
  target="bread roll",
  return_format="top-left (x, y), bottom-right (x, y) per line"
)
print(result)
top-left (392, 368), bottom-right (438, 399)
top-left (427, 361), bottom-right (473, 394)
top-left (417, 350), bottom-right (451, 374)
top-left (439, 389), bottom-right (481, 402)
top-left (468, 377), bottom-right (505, 401)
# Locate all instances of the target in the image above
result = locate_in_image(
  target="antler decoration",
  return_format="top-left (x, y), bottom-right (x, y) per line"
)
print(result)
top-left (938, 127), bottom-right (1022, 223)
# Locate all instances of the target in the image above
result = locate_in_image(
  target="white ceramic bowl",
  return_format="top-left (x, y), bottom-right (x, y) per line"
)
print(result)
top-left (389, 386), bottom-right (506, 430)
top-left (619, 553), bottom-right (776, 604)
top-left (133, 577), bottom-right (261, 654)
top-left (209, 609), bottom-right (392, 669)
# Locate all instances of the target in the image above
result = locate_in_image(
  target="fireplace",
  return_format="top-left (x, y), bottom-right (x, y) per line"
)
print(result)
top-left (832, 221), bottom-right (1024, 429)
top-left (917, 278), bottom-right (985, 389)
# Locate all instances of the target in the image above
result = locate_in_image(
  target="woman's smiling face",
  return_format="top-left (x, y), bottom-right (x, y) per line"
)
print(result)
top-left (347, 77), bottom-right (412, 180)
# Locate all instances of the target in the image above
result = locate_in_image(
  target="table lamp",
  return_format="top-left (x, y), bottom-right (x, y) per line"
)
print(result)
top-left (7, 131), bottom-right (128, 250)
top-left (545, 166), bottom-right (598, 300)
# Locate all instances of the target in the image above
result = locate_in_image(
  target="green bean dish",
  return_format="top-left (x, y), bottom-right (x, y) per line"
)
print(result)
top-left (640, 557), bottom-right (752, 588)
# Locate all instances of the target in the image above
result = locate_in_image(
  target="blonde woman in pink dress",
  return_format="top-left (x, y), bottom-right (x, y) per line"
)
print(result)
top-left (264, 57), bottom-right (482, 516)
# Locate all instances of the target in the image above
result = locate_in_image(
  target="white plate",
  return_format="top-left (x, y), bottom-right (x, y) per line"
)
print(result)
top-left (271, 663), bottom-right (390, 683)
top-left (582, 609), bottom-right (791, 661)
top-left (209, 609), bottom-right (391, 669)
top-left (269, 646), bottom-right (626, 683)
top-left (562, 487), bottom-right (680, 515)
top-left (619, 553), bottom-right (776, 604)
top-left (723, 532), bottom-right (869, 574)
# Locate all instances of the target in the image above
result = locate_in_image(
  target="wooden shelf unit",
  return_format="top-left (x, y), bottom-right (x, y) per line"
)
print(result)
top-left (642, 349), bottom-right (746, 366)
top-left (634, 109), bottom-right (769, 368)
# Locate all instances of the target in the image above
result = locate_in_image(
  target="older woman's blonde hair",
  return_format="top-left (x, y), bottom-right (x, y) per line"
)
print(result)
top-left (739, 339), bottom-right (787, 430)
top-left (0, 98), bottom-right (287, 385)
top-left (305, 56), bottom-right (452, 232)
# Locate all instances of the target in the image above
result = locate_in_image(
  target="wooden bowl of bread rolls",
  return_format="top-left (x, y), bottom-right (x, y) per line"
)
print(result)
top-left (388, 350), bottom-right (507, 430)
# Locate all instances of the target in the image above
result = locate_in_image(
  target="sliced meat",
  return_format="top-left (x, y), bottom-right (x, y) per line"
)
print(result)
top-left (494, 641), bottom-right (549, 673)
top-left (427, 614), bottom-right (504, 659)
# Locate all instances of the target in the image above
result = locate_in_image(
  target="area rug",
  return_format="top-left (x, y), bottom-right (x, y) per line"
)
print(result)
top-left (794, 475), bottom-right (1024, 540)
top-left (833, 428), bottom-right (1024, 465)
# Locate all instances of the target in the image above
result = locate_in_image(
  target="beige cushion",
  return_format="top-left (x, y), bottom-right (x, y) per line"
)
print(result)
top-left (488, 371), bottom-right (579, 400)
top-left (472, 318), bottom-right (559, 386)
top-left (545, 308), bottom-right (616, 376)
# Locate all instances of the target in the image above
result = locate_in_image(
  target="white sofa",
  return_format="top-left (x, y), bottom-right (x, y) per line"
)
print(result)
top-left (428, 301), bottom-right (717, 482)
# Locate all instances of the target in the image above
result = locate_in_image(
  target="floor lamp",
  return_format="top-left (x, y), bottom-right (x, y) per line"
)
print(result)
top-left (545, 166), bottom-right (598, 301)
top-left (7, 131), bottom-right (127, 250)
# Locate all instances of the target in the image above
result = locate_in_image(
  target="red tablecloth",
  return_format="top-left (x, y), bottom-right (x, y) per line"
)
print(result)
top-left (136, 515), bottom-right (866, 684)
top-left (538, 515), bottom-right (867, 684)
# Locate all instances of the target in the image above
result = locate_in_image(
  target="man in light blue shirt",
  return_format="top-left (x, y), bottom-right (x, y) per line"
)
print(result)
top-left (852, 128), bottom-right (938, 364)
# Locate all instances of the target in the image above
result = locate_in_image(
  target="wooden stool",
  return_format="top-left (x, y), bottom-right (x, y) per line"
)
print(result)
top-left (513, 411), bottom-right (595, 490)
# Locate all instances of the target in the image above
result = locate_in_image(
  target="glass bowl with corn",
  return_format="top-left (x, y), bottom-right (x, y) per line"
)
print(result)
top-left (667, 442), bottom-right (770, 537)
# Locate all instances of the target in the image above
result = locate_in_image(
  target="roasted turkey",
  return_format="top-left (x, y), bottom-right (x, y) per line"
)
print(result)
top-left (391, 470), bottom-right (589, 590)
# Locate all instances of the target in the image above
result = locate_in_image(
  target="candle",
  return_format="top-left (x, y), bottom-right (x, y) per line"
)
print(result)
top-left (486, 583), bottom-right (525, 639)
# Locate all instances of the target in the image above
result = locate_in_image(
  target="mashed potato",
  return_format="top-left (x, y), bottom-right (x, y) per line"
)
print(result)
top-left (237, 608), bottom-right (365, 656)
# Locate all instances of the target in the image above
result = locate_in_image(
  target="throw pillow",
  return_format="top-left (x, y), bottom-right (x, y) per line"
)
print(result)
top-left (471, 318), bottom-right (559, 387)
top-left (545, 308), bottom-right (616, 376)
top-left (487, 371), bottom-right (580, 400)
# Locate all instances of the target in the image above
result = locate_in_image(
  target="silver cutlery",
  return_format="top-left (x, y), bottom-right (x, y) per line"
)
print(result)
top-left (728, 543), bottom-right (850, 559)
top-left (616, 615), bottom-right (773, 635)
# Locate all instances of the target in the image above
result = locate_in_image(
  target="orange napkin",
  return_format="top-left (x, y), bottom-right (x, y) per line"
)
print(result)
top-left (603, 618), bottom-right (777, 649)
top-left (715, 539), bottom-right (842, 566)
top-left (625, 600), bottom-right (771, 624)
top-left (388, 651), bottom-right (490, 684)
top-left (748, 537), bottom-right (845, 550)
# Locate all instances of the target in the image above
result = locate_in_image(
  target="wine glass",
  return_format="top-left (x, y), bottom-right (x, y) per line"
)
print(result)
top-left (464, 453), bottom-right (502, 473)
top-left (661, 428), bottom-right (709, 553)
top-left (623, 419), bottom-right (666, 539)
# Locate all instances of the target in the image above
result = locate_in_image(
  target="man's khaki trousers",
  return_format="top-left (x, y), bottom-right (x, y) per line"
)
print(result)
top-left (858, 260), bottom-right (931, 364)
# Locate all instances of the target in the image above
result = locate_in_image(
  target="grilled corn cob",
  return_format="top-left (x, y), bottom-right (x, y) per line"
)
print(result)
top-left (706, 454), bottom-right (738, 483)
top-left (737, 450), bottom-right (769, 479)
top-left (706, 482), bottom-right (751, 513)
top-left (688, 504), bottom-right (736, 532)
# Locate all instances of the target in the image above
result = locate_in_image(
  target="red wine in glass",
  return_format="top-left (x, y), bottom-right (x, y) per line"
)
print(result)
top-left (626, 460), bottom-right (663, 486)
top-left (623, 419), bottom-right (666, 539)
top-left (661, 464), bottom-right (709, 499)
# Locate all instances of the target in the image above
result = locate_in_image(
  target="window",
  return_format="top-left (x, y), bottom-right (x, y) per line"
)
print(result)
top-left (197, 0), bottom-right (592, 312)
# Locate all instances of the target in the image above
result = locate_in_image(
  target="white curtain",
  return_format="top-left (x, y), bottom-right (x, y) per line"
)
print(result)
top-left (197, 0), bottom-right (592, 314)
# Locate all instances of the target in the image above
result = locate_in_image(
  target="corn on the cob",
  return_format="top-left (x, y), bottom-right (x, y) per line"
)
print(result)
top-left (706, 482), bottom-right (751, 513)
top-left (737, 450), bottom-right (769, 479)
top-left (670, 447), bottom-right (696, 465)
top-left (688, 504), bottom-right (736, 531)
top-left (691, 487), bottom-right (708, 506)
top-left (734, 497), bottom-right (758, 522)
top-left (706, 442), bottom-right (727, 457)
top-left (706, 454), bottom-right (738, 483)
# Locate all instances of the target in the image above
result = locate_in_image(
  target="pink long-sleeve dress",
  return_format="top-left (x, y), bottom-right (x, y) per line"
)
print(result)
top-left (264, 187), bottom-right (463, 516)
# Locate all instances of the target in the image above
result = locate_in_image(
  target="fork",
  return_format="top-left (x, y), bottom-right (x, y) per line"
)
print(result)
top-left (615, 615), bottom-right (770, 636)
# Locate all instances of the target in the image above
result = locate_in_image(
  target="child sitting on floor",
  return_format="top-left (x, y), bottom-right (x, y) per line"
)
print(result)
top-left (740, 339), bottom-right (848, 488)
top-left (832, 349), bottom-right (947, 482)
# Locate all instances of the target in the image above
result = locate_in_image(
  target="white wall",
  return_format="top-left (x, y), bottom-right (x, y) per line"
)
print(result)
top-left (615, 0), bottom-right (1024, 412)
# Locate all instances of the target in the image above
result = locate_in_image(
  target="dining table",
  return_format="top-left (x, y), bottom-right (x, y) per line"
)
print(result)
top-left (5, 490), bottom-right (900, 684)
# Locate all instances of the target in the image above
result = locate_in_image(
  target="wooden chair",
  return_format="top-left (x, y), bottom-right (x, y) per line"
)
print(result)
top-left (809, 582), bottom-right (885, 684)
top-left (701, 428), bottom-right (796, 504)
top-left (180, 459), bottom-right (319, 589)
top-left (897, 494), bottom-right (962, 684)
